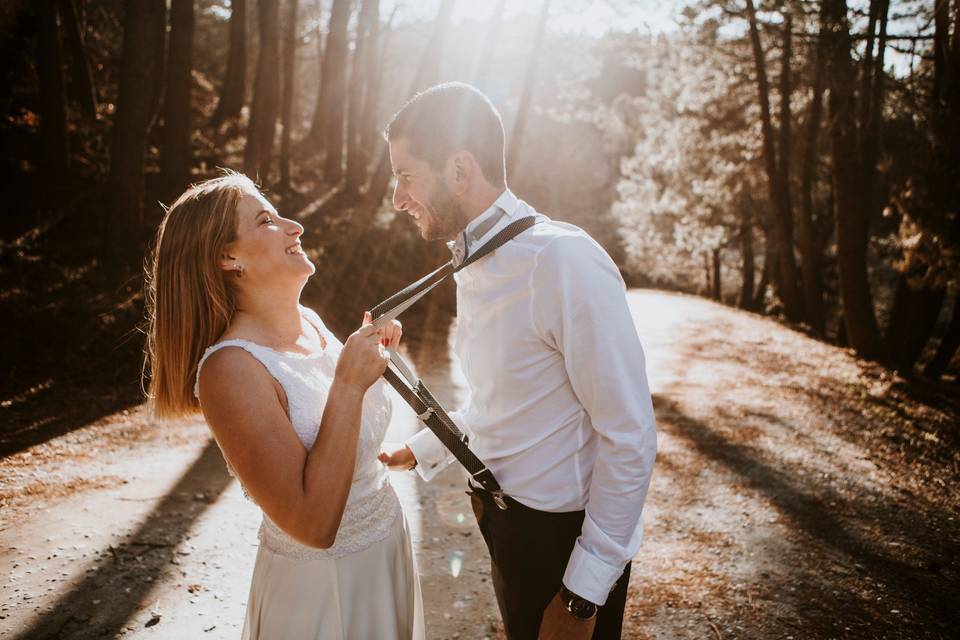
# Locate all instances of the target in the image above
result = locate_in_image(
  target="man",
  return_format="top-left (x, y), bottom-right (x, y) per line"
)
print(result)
top-left (378, 82), bottom-right (657, 640)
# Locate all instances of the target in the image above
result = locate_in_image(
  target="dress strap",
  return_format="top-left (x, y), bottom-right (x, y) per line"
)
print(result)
top-left (193, 339), bottom-right (268, 399)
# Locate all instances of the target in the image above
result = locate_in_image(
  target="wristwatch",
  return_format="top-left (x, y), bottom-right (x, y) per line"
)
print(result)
top-left (559, 585), bottom-right (598, 620)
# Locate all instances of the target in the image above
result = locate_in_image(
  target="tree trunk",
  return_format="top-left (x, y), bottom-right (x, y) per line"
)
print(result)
top-left (160, 0), bottom-right (195, 196)
top-left (798, 16), bottom-right (827, 334)
top-left (320, 0), bottom-right (351, 183)
top-left (471, 0), bottom-right (506, 91)
top-left (37, 0), bottom-right (69, 190)
top-left (754, 251), bottom-right (771, 310)
top-left (306, 2), bottom-right (327, 146)
top-left (703, 252), bottom-right (711, 297)
top-left (884, 280), bottom-right (946, 374)
top-left (279, 0), bottom-right (300, 190)
top-left (822, 0), bottom-right (884, 359)
top-left (745, 0), bottom-right (803, 322)
top-left (60, 0), bottom-right (97, 122)
top-left (924, 294), bottom-right (960, 379)
top-left (861, 0), bottom-right (888, 233)
top-left (244, 0), bottom-right (280, 182)
top-left (921, 0), bottom-right (960, 379)
top-left (407, 0), bottom-right (456, 93)
top-left (365, 0), bottom-right (457, 208)
top-left (106, 0), bottom-right (167, 274)
top-left (345, 0), bottom-right (377, 195)
top-left (882, 0), bottom-right (957, 372)
top-left (506, 0), bottom-right (551, 178)
top-left (739, 215), bottom-right (755, 310)
top-left (359, 4), bottom-right (395, 160)
top-left (712, 248), bottom-right (722, 301)
top-left (211, 0), bottom-right (246, 129)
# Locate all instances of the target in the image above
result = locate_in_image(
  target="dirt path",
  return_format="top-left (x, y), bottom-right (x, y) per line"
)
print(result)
top-left (2, 290), bottom-right (958, 639)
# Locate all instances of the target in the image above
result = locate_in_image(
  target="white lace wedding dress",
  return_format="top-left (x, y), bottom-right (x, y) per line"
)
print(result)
top-left (194, 306), bottom-right (424, 639)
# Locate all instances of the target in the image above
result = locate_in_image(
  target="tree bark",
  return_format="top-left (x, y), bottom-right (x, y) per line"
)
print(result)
top-left (160, 0), bottom-right (195, 196)
top-left (320, 0), bottom-right (351, 183)
top-left (798, 13), bottom-right (827, 334)
top-left (105, 0), bottom-right (167, 275)
top-left (244, 0), bottom-right (280, 181)
top-left (306, 1), bottom-right (327, 147)
top-left (861, 0), bottom-right (888, 230)
top-left (37, 0), bottom-right (69, 189)
top-left (359, 4), bottom-right (395, 161)
top-left (471, 0), bottom-right (506, 91)
top-left (882, 0), bottom-right (956, 371)
top-left (365, 0), bottom-right (457, 208)
top-left (739, 214), bottom-right (756, 310)
top-left (754, 250), bottom-right (772, 310)
top-left (744, 0), bottom-right (803, 323)
top-left (211, 0), bottom-right (246, 129)
top-left (923, 294), bottom-right (960, 379)
top-left (346, 0), bottom-right (378, 195)
top-left (822, 0), bottom-right (884, 359)
top-left (407, 0), bottom-right (456, 93)
top-left (59, 0), bottom-right (97, 122)
top-left (712, 248), bottom-right (722, 301)
top-left (506, 0), bottom-right (551, 178)
top-left (106, 0), bottom-right (167, 274)
top-left (279, 0), bottom-right (300, 190)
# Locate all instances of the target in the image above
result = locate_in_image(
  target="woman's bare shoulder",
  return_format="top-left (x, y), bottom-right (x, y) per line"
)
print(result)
top-left (198, 345), bottom-right (274, 400)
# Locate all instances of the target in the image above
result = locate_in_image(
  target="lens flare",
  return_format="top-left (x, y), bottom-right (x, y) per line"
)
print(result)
top-left (449, 550), bottom-right (464, 578)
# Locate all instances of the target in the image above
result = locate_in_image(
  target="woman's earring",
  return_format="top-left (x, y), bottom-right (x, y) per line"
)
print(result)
top-left (235, 264), bottom-right (244, 278)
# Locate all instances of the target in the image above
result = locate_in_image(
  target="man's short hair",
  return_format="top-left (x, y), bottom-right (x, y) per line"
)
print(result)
top-left (384, 82), bottom-right (506, 188)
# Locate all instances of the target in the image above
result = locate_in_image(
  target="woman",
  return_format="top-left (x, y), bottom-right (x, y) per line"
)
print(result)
top-left (144, 171), bottom-right (424, 639)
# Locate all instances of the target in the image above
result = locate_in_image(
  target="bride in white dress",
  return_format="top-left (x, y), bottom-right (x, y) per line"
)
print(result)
top-left (144, 171), bottom-right (424, 639)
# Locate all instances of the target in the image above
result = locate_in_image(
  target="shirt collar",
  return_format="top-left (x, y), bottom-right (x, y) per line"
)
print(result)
top-left (447, 189), bottom-right (520, 265)
top-left (467, 190), bottom-right (520, 243)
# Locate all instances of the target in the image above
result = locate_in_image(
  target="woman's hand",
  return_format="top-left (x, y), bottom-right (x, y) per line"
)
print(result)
top-left (376, 319), bottom-right (402, 349)
top-left (334, 313), bottom-right (390, 391)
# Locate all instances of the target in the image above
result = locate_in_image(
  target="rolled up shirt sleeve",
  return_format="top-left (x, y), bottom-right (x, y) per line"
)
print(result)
top-left (531, 234), bottom-right (658, 606)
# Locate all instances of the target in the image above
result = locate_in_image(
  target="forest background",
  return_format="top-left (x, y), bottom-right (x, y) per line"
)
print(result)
top-left (0, 0), bottom-right (957, 457)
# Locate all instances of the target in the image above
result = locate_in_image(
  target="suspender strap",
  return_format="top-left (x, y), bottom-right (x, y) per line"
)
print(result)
top-left (367, 215), bottom-right (540, 511)
top-left (368, 216), bottom-right (538, 322)
top-left (454, 215), bottom-right (539, 272)
top-left (380, 366), bottom-right (507, 508)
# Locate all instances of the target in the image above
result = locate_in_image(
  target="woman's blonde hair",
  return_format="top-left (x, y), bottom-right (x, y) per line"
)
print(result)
top-left (144, 170), bottom-right (258, 420)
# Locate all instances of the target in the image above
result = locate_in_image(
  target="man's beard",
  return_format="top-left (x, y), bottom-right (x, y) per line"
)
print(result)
top-left (421, 181), bottom-right (469, 242)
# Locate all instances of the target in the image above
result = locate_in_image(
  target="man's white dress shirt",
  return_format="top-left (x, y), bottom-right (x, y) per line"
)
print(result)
top-left (405, 189), bottom-right (657, 606)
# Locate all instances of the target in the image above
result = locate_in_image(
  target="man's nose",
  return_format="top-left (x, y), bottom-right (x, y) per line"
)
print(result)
top-left (392, 181), bottom-right (407, 211)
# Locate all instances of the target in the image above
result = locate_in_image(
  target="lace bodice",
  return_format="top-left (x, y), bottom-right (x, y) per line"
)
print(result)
top-left (194, 306), bottom-right (400, 559)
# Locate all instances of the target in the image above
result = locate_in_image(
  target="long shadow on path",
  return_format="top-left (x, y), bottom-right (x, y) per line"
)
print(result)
top-left (13, 439), bottom-right (232, 640)
top-left (655, 395), bottom-right (960, 636)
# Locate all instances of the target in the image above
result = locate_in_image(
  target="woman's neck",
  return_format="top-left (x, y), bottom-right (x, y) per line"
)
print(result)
top-left (231, 289), bottom-right (306, 348)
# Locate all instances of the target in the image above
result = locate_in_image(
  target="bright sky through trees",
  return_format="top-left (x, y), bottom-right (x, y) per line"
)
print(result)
top-left (388, 0), bottom-right (682, 36)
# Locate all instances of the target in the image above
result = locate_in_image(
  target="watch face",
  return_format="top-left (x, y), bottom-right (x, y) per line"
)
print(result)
top-left (565, 593), bottom-right (598, 619)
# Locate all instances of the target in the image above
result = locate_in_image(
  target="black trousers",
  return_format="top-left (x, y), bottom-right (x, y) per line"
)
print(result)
top-left (469, 486), bottom-right (631, 640)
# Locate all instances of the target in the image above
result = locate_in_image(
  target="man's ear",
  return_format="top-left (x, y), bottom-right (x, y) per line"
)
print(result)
top-left (451, 151), bottom-right (473, 196)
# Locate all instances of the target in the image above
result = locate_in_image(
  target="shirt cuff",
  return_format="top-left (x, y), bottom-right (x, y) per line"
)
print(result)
top-left (562, 540), bottom-right (627, 606)
top-left (404, 427), bottom-right (453, 482)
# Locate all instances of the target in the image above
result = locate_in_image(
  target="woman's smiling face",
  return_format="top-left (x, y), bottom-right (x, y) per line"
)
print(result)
top-left (223, 189), bottom-right (315, 285)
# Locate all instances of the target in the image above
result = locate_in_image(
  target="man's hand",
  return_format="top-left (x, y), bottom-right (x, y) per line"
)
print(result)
top-left (378, 445), bottom-right (417, 471)
top-left (538, 592), bottom-right (596, 640)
